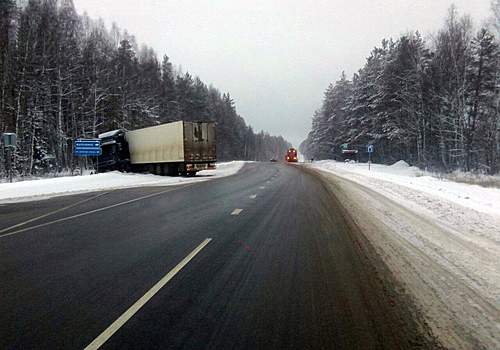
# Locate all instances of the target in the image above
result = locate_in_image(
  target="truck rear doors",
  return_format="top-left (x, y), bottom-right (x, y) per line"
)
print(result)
top-left (184, 122), bottom-right (216, 162)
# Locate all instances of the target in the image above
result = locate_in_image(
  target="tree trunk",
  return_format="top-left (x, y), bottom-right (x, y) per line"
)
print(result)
top-left (57, 67), bottom-right (64, 170)
top-left (29, 113), bottom-right (36, 175)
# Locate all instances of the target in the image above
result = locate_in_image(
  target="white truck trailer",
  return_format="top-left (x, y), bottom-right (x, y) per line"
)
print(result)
top-left (97, 121), bottom-right (216, 176)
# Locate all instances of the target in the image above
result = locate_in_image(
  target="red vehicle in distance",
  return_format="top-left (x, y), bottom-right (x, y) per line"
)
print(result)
top-left (286, 148), bottom-right (298, 162)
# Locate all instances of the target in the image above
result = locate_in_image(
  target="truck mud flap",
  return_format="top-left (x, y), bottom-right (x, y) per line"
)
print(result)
top-left (186, 163), bottom-right (216, 171)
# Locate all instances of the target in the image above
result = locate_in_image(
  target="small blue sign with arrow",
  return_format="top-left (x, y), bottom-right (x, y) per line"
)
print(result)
top-left (75, 140), bottom-right (101, 156)
top-left (75, 141), bottom-right (100, 148)
top-left (367, 145), bottom-right (374, 153)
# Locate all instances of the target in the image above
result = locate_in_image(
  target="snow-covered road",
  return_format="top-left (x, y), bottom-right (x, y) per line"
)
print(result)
top-left (2, 159), bottom-right (499, 348)
top-left (308, 160), bottom-right (500, 349)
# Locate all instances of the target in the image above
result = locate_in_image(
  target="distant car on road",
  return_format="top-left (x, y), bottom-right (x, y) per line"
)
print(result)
top-left (269, 158), bottom-right (278, 162)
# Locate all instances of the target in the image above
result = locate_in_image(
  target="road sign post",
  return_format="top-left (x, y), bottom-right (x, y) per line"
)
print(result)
top-left (3, 133), bottom-right (17, 183)
top-left (367, 145), bottom-right (374, 170)
top-left (8, 148), bottom-right (12, 182)
top-left (74, 140), bottom-right (101, 174)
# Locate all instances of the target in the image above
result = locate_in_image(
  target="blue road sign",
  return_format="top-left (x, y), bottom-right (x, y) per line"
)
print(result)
top-left (367, 145), bottom-right (374, 153)
top-left (75, 141), bottom-right (100, 148)
top-left (75, 139), bottom-right (101, 156)
top-left (75, 149), bottom-right (101, 156)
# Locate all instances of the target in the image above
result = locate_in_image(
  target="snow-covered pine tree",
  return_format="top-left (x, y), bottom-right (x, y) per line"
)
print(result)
top-left (160, 55), bottom-right (178, 123)
top-left (431, 6), bottom-right (474, 171)
top-left (467, 28), bottom-right (500, 172)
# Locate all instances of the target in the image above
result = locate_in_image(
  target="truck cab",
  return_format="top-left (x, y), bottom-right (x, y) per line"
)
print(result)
top-left (97, 129), bottom-right (129, 171)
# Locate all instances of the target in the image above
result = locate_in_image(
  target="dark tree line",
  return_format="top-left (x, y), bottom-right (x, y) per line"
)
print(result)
top-left (301, 5), bottom-right (500, 174)
top-left (0, 0), bottom-right (290, 178)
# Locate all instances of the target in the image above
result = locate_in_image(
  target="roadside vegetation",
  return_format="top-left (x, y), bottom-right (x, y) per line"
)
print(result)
top-left (0, 0), bottom-right (290, 180)
top-left (301, 3), bottom-right (500, 177)
top-left (438, 171), bottom-right (500, 188)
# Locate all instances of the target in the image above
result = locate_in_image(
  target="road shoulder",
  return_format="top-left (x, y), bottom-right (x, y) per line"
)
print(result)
top-left (306, 166), bottom-right (500, 350)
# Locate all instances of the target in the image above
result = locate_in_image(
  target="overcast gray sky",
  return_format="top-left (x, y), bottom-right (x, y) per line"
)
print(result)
top-left (72, 0), bottom-right (491, 148)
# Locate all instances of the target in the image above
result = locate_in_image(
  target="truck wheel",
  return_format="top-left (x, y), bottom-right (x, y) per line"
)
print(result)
top-left (165, 166), bottom-right (172, 176)
top-left (167, 165), bottom-right (178, 176)
top-left (156, 164), bottom-right (163, 176)
top-left (118, 162), bottom-right (126, 173)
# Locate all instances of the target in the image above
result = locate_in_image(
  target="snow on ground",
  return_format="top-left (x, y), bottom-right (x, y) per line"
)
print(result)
top-left (307, 160), bottom-right (500, 349)
top-left (0, 161), bottom-right (245, 204)
top-left (310, 160), bottom-right (500, 245)
top-left (311, 160), bottom-right (500, 215)
top-left (308, 159), bottom-right (500, 269)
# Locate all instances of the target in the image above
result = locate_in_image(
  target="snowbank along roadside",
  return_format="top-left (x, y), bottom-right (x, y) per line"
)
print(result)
top-left (307, 160), bottom-right (500, 349)
top-left (0, 161), bottom-right (246, 204)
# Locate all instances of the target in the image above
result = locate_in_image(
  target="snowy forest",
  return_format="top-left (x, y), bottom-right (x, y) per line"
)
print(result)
top-left (301, 5), bottom-right (500, 174)
top-left (0, 0), bottom-right (290, 178)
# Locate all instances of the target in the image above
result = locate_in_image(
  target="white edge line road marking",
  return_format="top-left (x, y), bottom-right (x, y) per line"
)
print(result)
top-left (249, 195), bottom-right (257, 199)
top-left (259, 186), bottom-right (265, 189)
top-left (231, 209), bottom-right (243, 215)
top-left (84, 238), bottom-right (212, 350)
top-left (0, 183), bottom-right (195, 239)
top-left (0, 191), bottom-right (113, 235)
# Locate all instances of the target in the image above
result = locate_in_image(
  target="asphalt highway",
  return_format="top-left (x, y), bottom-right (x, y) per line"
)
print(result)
top-left (0, 162), bottom-right (439, 349)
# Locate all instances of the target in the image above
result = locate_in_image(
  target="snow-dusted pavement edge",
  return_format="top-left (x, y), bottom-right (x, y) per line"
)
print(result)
top-left (305, 161), bottom-right (500, 349)
top-left (0, 161), bottom-right (246, 204)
